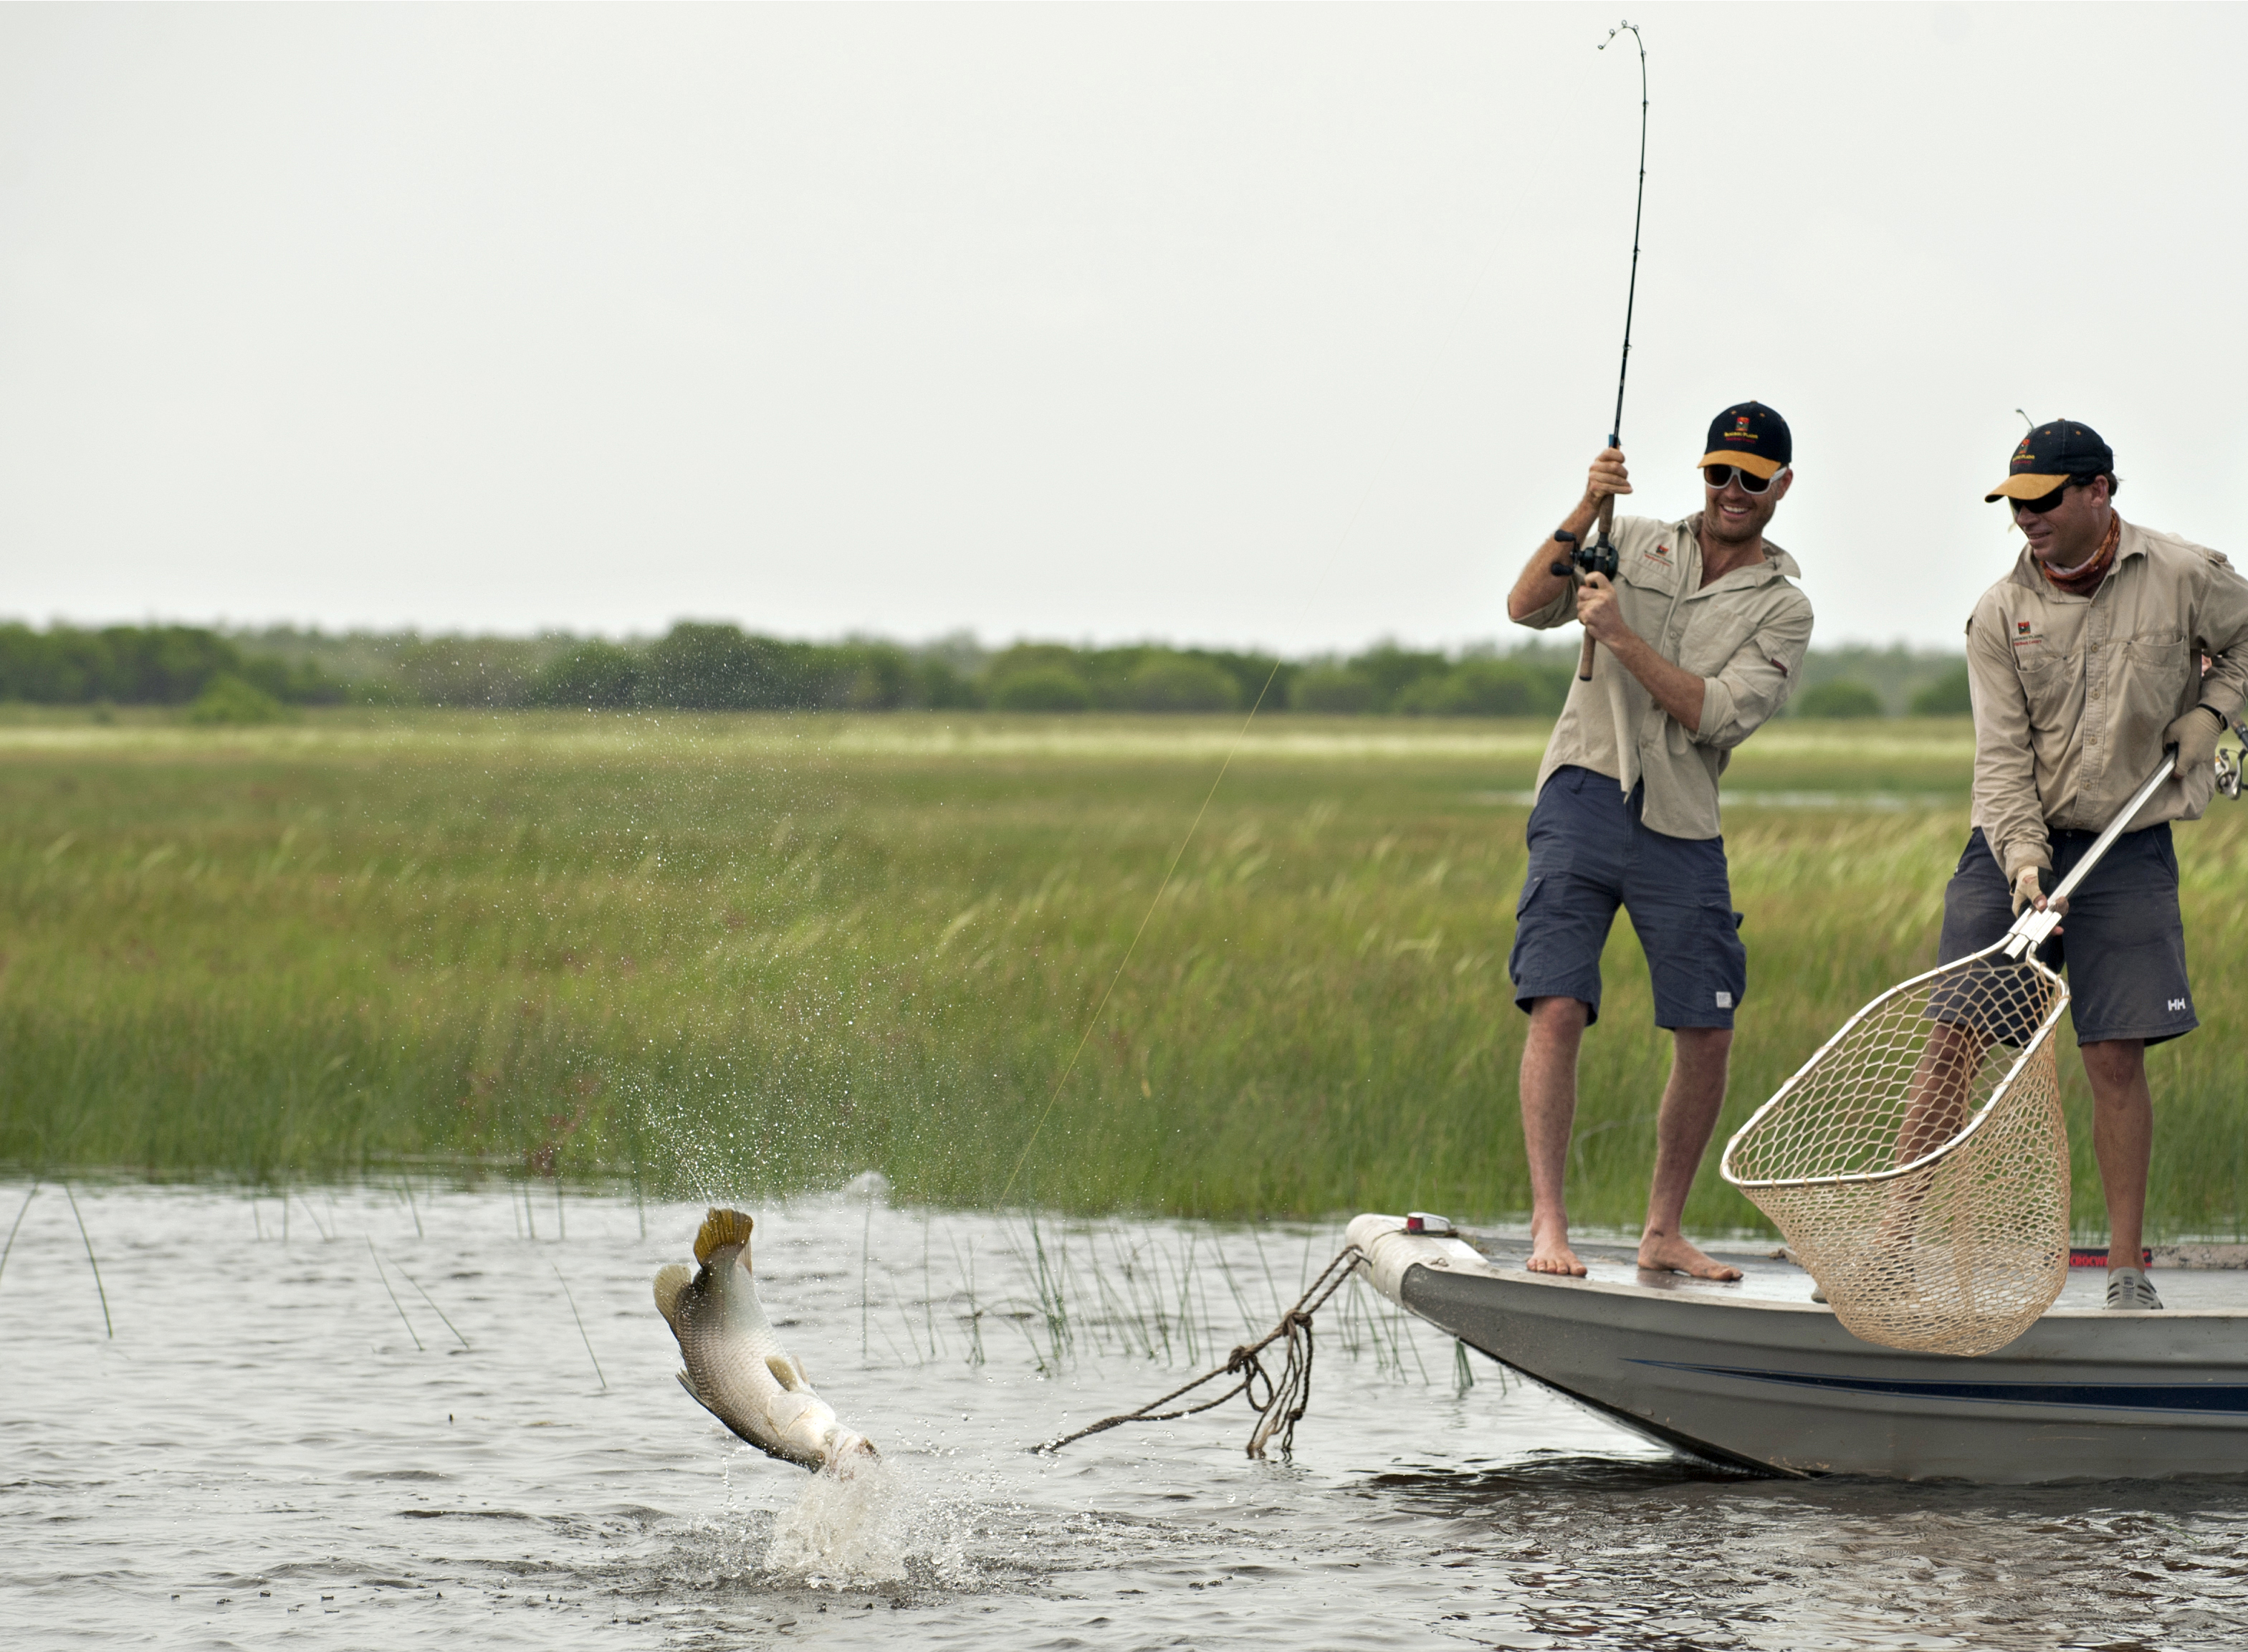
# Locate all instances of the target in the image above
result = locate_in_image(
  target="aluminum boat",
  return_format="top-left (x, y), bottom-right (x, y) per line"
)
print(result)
top-left (1349, 1213), bottom-right (2248, 1482)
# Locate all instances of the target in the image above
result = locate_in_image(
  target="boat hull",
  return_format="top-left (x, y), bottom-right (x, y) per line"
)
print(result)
top-left (1349, 1215), bottom-right (2248, 1483)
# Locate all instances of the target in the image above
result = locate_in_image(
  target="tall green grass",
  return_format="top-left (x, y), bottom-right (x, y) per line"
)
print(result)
top-left (1, 710), bottom-right (2243, 1237)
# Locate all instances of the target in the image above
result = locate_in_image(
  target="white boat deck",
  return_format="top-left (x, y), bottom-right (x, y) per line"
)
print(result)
top-left (1453, 1232), bottom-right (2248, 1313)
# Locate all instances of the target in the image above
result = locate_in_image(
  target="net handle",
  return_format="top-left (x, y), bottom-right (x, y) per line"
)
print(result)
top-left (2001, 753), bottom-right (2176, 960)
top-left (1718, 940), bottom-right (2066, 1191)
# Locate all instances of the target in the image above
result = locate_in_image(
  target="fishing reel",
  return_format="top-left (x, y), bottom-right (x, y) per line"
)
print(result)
top-left (2218, 712), bottom-right (2248, 800)
top-left (1549, 528), bottom-right (1619, 581)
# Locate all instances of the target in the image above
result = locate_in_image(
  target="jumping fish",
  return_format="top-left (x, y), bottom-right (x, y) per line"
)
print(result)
top-left (653, 1208), bottom-right (878, 1473)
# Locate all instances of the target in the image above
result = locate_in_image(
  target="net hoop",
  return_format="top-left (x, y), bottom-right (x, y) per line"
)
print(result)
top-left (1719, 937), bottom-right (2074, 1356)
top-left (1720, 941), bottom-right (2066, 1192)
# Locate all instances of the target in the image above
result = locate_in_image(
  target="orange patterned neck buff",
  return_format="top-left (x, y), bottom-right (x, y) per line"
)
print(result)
top-left (2041, 509), bottom-right (2120, 597)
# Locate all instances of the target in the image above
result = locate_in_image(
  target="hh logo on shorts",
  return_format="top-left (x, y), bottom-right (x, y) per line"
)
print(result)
top-left (2170, 997), bottom-right (2189, 1013)
top-left (1716, 991), bottom-right (1734, 1008)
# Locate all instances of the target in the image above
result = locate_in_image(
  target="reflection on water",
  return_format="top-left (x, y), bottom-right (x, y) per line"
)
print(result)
top-left (3, 1179), bottom-right (2244, 1648)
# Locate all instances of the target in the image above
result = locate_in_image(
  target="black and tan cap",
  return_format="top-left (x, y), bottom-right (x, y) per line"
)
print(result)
top-left (1986, 420), bottom-right (2113, 502)
top-left (1698, 401), bottom-right (1791, 480)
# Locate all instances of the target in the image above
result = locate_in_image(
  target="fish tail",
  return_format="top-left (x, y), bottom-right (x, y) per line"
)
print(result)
top-left (693, 1207), bottom-right (755, 1266)
top-left (653, 1263), bottom-right (694, 1324)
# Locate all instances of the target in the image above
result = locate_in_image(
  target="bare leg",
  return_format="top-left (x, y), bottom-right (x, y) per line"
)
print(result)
top-left (2081, 1039), bottom-right (2152, 1269)
top-left (1521, 996), bottom-right (1590, 1276)
top-left (1895, 1021), bottom-right (1988, 1167)
top-left (1638, 1027), bottom-right (1743, 1280)
top-left (1870, 1019), bottom-right (1991, 1256)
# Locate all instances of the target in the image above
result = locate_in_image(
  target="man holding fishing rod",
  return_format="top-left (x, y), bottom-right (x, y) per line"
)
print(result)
top-left (1504, 403), bottom-right (1814, 1279)
top-left (1921, 420), bottom-right (2248, 1311)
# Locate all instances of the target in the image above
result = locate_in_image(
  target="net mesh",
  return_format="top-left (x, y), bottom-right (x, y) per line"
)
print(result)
top-left (1722, 945), bottom-right (2072, 1357)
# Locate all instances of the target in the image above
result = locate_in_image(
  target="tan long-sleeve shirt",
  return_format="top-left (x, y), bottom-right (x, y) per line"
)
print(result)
top-left (1515, 512), bottom-right (1814, 841)
top-left (1966, 516), bottom-right (2248, 882)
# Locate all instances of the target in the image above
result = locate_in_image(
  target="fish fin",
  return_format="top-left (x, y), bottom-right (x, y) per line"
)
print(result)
top-left (675, 1369), bottom-right (703, 1405)
top-left (694, 1208), bottom-right (755, 1266)
top-left (652, 1264), bottom-right (694, 1326)
top-left (765, 1352), bottom-right (808, 1393)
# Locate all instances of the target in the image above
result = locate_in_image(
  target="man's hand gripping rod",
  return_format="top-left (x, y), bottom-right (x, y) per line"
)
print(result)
top-left (1549, 496), bottom-right (1621, 684)
top-left (2001, 755), bottom-right (2177, 960)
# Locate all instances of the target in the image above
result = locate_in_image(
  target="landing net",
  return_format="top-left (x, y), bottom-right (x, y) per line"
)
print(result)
top-left (1721, 942), bottom-right (2072, 1357)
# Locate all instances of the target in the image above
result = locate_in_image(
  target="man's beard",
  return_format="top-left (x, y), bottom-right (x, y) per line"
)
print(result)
top-left (1703, 506), bottom-right (1764, 548)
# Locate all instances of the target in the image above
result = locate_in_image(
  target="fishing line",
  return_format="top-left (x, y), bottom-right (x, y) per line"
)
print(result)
top-left (1600, 20), bottom-right (1648, 450)
top-left (996, 26), bottom-right (1637, 1207)
top-left (994, 665), bottom-right (1281, 1206)
top-left (1564, 21), bottom-right (1650, 682)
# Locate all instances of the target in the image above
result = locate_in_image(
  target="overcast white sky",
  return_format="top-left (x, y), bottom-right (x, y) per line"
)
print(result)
top-left (2, 4), bottom-right (2243, 653)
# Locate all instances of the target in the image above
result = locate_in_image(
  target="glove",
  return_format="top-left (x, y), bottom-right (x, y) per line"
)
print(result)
top-left (2165, 705), bottom-right (2226, 772)
top-left (2011, 865), bottom-right (2062, 917)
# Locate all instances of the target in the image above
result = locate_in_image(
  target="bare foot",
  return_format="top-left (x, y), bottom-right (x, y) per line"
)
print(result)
top-left (1526, 1228), bottom-right (1587, 1276)
top-left (1637, 1232), bottom-right (1742, 1281)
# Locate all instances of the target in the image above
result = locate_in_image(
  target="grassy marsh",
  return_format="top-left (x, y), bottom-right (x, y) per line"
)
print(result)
top-left (2, 710), bottom-right (2244, 1237)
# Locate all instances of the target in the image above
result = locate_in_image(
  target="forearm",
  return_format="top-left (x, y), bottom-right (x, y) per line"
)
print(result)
top-left (1508, 495), bottom-right (1604, 623)
top-left (1603, 628), bottom-right (1706, 730)
top-left (1972, 736), bottom-right (2049, 877)
top-left (2199, 646), bottom-right (2248, 721)
top-left (1965, 615), bottom-right (2047, 877)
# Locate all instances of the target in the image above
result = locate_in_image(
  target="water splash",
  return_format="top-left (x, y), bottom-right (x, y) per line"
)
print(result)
top-left (762, 1457), bottom-right (909, 1584)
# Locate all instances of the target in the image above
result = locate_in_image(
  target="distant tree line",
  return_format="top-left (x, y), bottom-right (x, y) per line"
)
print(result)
top-left (396, 631), bottom-right (1590, 715)
top-left (0, 620), bottom-right (1972, 718)
top-left (0, 624), bottom-right (343, 707)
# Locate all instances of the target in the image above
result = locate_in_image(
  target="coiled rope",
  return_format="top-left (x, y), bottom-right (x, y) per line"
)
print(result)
top-left (1033, 1244), bottom-right (1365, 1460)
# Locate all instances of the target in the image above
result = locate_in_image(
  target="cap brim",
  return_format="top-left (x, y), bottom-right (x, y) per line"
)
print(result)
top-left (1986, 473), bottom-right (2067, 503)
top-left (1698, 451), bottom-right (1784, 480)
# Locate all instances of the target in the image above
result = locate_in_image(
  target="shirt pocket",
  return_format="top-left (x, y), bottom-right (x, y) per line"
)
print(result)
top-left (1620, 545), bottom-right (1681, 597)
top-left (2014, 646), bottom-right (2079, 726)
top-left (2122, 628), bottom-right (2193, 707)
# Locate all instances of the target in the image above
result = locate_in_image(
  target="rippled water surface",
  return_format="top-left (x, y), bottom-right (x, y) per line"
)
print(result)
top-left (6, 1179), bottom-right (2247, 1649)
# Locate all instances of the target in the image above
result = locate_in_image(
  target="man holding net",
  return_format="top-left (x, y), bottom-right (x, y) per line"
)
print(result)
top-left (1924, 419), bottom-right (2248, 1311)
top-left (1504, 402), bottom-right (1814, 1279)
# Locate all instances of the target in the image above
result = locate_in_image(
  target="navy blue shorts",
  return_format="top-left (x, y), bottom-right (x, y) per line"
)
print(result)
top-left (1508, 765), bottom-right (1746, 1030)
top-left (1937, 826), bottom-right (2196, 1047)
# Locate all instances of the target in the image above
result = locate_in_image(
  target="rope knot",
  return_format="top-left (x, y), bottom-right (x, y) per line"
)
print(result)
top-left (1029, 1243), bottom-right (1366, 1461)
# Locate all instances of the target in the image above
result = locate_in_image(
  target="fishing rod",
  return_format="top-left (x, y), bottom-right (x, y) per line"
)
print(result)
top-left (1000, 32), bottom-right (1648, 1208)
top-left (1553, 19), bottom-right (1648, 682)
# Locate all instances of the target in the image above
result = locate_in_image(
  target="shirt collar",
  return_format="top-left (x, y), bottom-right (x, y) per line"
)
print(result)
top-left (2009, 512), bottom-right (2144, 594)
top-left (1678, 514), bottom-right (1802, 583)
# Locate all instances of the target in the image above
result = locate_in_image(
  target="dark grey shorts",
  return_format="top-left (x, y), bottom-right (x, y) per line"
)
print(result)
top-left (1508, 765), bottom-right (1746, 1030)
top-left (1937, 825), bottom-right (2196, 1047)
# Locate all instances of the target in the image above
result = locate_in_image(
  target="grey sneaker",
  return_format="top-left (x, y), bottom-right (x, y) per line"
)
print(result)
top-left (2105, 1266), bottom-right (2164, 1311)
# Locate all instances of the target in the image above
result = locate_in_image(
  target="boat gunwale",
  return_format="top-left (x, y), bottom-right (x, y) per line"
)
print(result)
top-left (1445, 1259), bottom-right (2248, 1320)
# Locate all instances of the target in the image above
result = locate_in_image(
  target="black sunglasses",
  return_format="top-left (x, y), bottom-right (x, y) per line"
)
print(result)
top-left (1703, 464), bottom-right (1781, 495)
top-left (2010, 486), bottom-right (2074, 516)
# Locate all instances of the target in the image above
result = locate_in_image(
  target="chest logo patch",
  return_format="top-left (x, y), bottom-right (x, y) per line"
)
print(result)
top-left (2013, 620), bottom-right (2042, 648)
